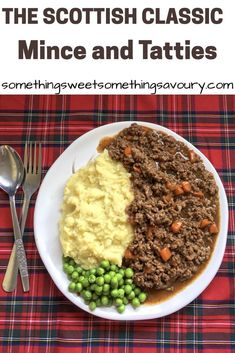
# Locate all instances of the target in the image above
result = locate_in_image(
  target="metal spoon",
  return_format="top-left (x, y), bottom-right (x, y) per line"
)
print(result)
top-left (0, 145), bottom-right (29, 292)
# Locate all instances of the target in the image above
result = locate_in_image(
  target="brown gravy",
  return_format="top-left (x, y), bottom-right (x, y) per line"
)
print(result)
top-left (97, 136), bottom-right (114, 153)
top-left (146, 207), bottom-right (220, 304)
top-left (146, 260), bottom-right (208, 304)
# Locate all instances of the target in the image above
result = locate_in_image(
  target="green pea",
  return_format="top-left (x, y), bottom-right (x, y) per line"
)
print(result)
top-left (124, 284), bottom-right (132, 295)
top-left (71, 271), bottom-right (79, 280)
top-left (104, 274), bottom-right (111, 283)
top-left (67, 265), bottom-right (74, 274)
top-left (84, 290), bottom-right (92, 301)
top-left (89, 301), bottom-right (96, 311)
top-left (100, 260), bottom-right (110, 270)
top-left (75, 282), bottom-right (83, 292)
top-left (90, 268), bottom-right (97, 275)
top-left (128, 291), bottom-right (135, 300)
top-left (118, 289), bottom-right (125, 298)
top-left (81, 289), bottom-right (86, 297)
top-left (123, 297), bottom-right (128, 305)
top-left (92, 293), bottom-right (99, 300)
top-left (103, 284), bottom-right (110, 293)
top-left (134, 288), bottom-right (141, 296)
top-left (97, 267), bottom-right (105, 276)
top-left (139, 293), bottom-right (147, 303)
top-left (115, 298), bottom-right (123, 306)
top-left (108, 271), bottom-right (116, 278)
top-left (79, 275), bottom-right (85, 282)
top-left (111, 289), bottom-right (119, 298)
top-left (111, 276), bottom-right (118, 288)
top-left (118, 279), bottom-right (124, 287)
top-left (117, 304), bottom-right (125, 314)
top-left (125, 268), bottom-right (134, 278)
top-left (63, 263), bottom-right (69, 272)
top-left (110, 264), bottom-right (117, 272)
top-left (82, 278), bottom-right (89, 288)
top-left (125, 279), bottom-right (133, 285)
top-left (75, 266), bottom-right (83, 274)
top-left (116, 273), bottom-right (123, 281)
top-left (95, 285), bottom-right (103, 295)
top-left (69, 259), bottom-right (76, 266)
top-left (90, 283), bottom-right (96, 291)
top-left (88, 274), bottom-right (96, 284)
top-left (132, 298), bottom-right (140, 308)
top-left (119, 268), bottom-right (125, 276)
top-left (96, 276), bottom-right (104, 286)
top-left (68, 282), bottom-right (76, 292)
top-left (101, 296), bottom-right (109, 306)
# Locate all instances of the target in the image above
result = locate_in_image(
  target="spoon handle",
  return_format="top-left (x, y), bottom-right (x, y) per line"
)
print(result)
top-left (9, 195), bottom-right (29, 292)
top-left (2, 196), bottom-right (30, 292)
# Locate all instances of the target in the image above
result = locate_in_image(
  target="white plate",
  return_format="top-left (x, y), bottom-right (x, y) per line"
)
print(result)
top-left (34, 121), bottom-right (228, 321)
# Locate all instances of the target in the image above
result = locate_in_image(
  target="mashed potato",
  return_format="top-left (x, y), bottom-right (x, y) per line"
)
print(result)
top-left (59, 149), bottom-right (134, 269)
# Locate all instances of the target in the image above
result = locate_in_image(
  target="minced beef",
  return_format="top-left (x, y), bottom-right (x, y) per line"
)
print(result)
top-left (106, 123), bottom-right (219, 290)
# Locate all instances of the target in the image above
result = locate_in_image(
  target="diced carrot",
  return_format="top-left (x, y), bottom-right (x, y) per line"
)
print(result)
top-left (163, 194), bottom-right (172, 203)
top-left (200, 219), bottom-right (211, 228)
top-left (170, 221), bottom-right (183, 233)
top-left (193, 191), bottom-right (204, 198)
top-left (209, 223), bottom-right (219, 234)
top-left (188, 150), bottom-right (197, 163)
top-left (124, 146), bottom-right (132, 157)
top-left (174, 186), bottom-right (184, 195)
top-left (181, 181), bottom-right (191, 193)
top-left (160, 247), bottom-right (172, 262)
top-left (124, 248), bottom-right (135, 259)
top-left (166, 181), bottom-right (176, 191)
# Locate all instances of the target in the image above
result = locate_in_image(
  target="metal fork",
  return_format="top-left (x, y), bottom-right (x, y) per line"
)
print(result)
top-left (2, 142), bottom-right (42, 292)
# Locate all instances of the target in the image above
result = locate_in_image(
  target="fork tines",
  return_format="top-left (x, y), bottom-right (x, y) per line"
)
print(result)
top-left (24, 142), bottom-right (42, 175)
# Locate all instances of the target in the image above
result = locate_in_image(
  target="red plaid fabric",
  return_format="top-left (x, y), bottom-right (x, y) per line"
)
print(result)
top-left (0, 95), bottom-right (234, 353)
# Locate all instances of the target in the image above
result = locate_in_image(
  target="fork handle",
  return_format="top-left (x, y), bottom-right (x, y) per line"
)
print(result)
top-left (2, 195), bottom-right (30, 292)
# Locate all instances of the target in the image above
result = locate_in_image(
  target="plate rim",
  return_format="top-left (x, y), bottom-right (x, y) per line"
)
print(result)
top-left (34, 121), bottom-right (229, 321)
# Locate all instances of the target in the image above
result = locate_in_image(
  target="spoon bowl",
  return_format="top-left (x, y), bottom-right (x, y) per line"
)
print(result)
top-left (0, 146), bottom-right (24, 195)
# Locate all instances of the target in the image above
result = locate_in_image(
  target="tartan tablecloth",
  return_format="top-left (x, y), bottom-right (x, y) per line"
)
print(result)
top-left (0, 95), bottom-right (234, 353)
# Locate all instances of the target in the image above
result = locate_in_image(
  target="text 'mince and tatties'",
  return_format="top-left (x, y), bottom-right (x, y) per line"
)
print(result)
top-left (1, 7), bottom-right (224, 61)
